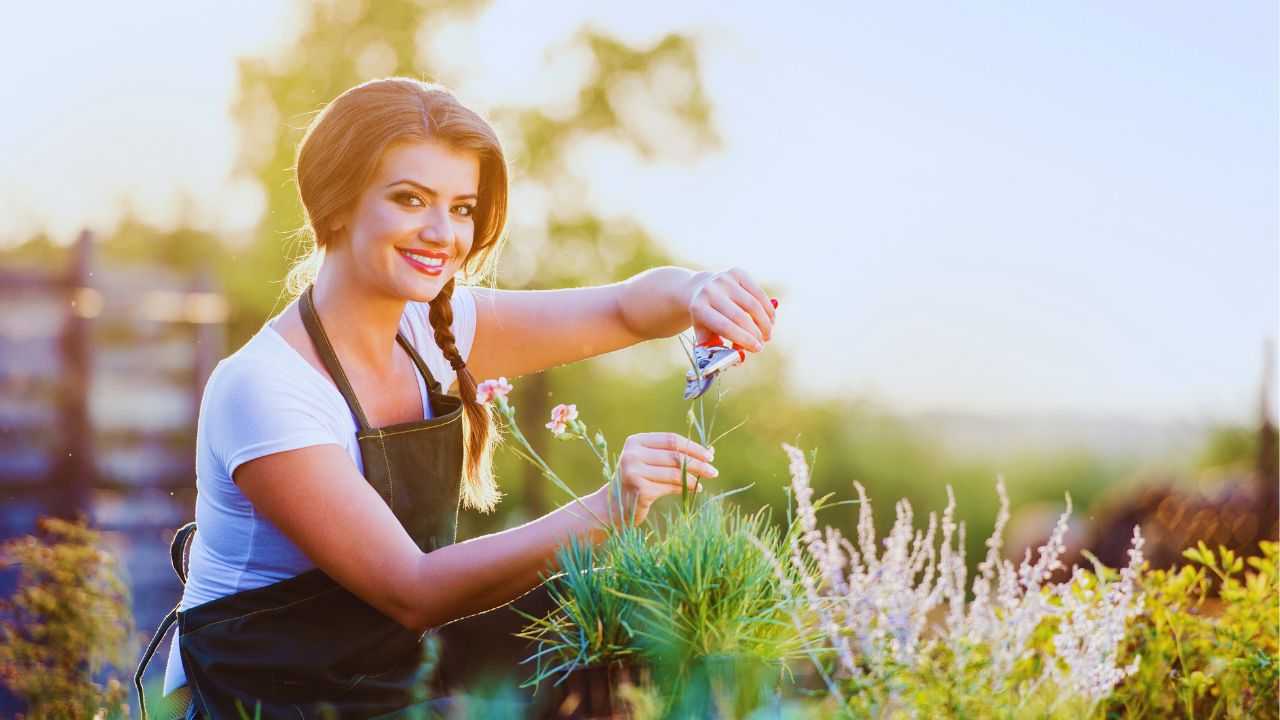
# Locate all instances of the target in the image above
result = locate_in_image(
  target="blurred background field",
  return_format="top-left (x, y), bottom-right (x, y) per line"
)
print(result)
top-left (0, 0), bottom-right (1276, 713)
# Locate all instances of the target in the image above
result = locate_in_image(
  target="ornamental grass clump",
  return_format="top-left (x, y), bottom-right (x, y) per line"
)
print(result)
top-left (519, 499), bottom-right (817, 718)
top-left (763, 442), bottom-right (1149, 719)
top-left (477, 375), bottom-right (820, 716)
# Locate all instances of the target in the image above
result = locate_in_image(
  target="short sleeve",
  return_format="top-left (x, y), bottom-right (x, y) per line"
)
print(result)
top-left (202, 352), bottom-right (345, 479)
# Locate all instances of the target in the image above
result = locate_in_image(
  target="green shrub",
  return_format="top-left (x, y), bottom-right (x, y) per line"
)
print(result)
top-left (1103, 541), bottom-right (1279, 719)
top-left (0, 516), bottom-right (135, 719)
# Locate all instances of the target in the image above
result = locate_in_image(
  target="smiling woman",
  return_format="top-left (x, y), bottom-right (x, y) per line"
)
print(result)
top-left (133, 77), bottom-right (776, 719)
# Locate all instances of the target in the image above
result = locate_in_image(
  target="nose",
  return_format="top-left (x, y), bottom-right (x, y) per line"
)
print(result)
top-left (417, 206), bottom-right (451, 246)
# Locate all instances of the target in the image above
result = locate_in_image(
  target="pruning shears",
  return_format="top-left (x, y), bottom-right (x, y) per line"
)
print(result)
top-left (683, 298), bottom-right (779, 400)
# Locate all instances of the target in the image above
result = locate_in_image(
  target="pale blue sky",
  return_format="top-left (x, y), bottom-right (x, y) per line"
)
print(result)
top-left (1, 1), bottom-right (1275, 424)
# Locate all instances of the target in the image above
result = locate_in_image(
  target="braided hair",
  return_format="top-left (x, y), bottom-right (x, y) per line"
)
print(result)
top-left (429, 277), bottom-right (500, 511)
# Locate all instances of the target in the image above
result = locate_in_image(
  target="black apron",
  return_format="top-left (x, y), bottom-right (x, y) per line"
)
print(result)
top-left (134, 287), bottom-right (556, 719)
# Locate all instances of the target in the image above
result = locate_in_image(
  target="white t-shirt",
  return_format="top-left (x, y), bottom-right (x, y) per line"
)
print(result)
top-left (162, 287), bottom-right (477, 695)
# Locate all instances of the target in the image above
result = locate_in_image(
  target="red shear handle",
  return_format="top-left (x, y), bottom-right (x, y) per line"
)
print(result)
top-left (696, 297), bottom-right (780, 362)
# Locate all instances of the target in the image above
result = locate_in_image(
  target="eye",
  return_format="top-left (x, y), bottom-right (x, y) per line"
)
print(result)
top-left (394, 191), bottom-right (424, 208)
top-left (454, 204), bottom-right (476, 218)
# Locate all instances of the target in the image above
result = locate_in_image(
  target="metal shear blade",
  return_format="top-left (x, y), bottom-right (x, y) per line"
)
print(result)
top-left (683, 344), bottom-right (744, 400)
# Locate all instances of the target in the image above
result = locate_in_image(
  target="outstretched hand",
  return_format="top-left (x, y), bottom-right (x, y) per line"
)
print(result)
top-left (689, 267), bottom-right (776, 353)
top-left (602, 432), bottom-right (717, 526)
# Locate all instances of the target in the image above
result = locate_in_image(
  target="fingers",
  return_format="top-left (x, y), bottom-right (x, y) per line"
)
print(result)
top-left (632, 446), bottom-right (719, 480)
top-left (631, 433), bottom-right (714, 463)
top-left (709, 293), bottom-right (763, 351)
top-left (727, 283), bottom-right (773, 343)
top-left (729, 268), bottom-right (776, 325)
top-left (696, 268), bottom-right (775, 351)
top-left (642, 466), bottom-right (710, 490)
top-left (620, 434), bottom-right (717, 497)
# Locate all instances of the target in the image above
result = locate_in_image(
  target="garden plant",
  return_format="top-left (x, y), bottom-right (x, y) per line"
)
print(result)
top-left (758, 444), bottom-right (1279, 719)
top-left (0, 517), bottom-right (134, 720)
top-left (476, 367), bottom-right (822, 718)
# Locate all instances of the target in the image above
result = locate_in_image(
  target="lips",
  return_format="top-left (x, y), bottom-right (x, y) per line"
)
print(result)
top-left (397, 247), bottom-right (448, 276)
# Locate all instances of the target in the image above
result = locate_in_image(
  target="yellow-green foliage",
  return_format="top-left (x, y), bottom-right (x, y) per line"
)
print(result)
top-left (0, 517), bottom-right (135, 720)
top-left (1104, 541), bottom-right (1280, 720)
top-left (828, 541), bottom-right (1280, 719)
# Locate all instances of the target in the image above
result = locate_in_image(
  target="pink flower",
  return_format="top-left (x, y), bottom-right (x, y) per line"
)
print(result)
top-left (545, 403), bottom-right (579, 435)
top-left (475, 377), bottom-right (513, 406)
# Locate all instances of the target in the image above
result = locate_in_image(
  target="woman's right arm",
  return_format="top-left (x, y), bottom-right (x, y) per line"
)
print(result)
top-left (234, 432), bottom-right (716, 634)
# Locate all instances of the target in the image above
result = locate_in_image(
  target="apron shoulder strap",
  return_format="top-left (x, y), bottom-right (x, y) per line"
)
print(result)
top-left (396, 333), bottom-right (444, 395)
top-left (171, 521), bottom-right (197, 586)
top-left (299, 285), bottom-right (373, 430)
top-left (134, 604), bottom-right (178, 720)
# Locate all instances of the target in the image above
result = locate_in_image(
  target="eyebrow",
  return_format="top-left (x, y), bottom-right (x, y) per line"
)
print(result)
top-left (385, 179), bottom-right (477, 202)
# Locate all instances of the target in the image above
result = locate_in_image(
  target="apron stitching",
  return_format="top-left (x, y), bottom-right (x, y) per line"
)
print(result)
top-left (346, 672), bottom-right (369, 691)
top-left (362, 415), bottom-right (460, 438)
top-left (182, 586), bottom-right (343, 637)
top-left (378, 428), bottom-right (395, 511)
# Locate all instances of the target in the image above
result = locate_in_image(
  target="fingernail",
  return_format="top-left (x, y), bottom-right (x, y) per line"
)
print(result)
top-left (710, 466), bottom-right (719, 477)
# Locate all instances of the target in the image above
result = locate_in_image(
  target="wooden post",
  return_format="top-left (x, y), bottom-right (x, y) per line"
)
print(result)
top-left (1257, 340), bottom-right (1277, 541)
top-left (51, 230), bottom-right (95, 520)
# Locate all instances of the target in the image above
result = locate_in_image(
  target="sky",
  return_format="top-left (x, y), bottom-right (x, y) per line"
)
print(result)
top-left (1, 1), bottom-right (1276, 425)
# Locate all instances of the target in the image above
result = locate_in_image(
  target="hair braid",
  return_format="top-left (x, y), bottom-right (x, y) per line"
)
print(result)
top-left (429, 278), bottom-right (500, 512)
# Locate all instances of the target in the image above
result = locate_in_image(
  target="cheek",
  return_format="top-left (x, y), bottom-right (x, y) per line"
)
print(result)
top-left (456, 223), bottom-right (476, 252)
top-left (366, 204), bottom-right (412, 237)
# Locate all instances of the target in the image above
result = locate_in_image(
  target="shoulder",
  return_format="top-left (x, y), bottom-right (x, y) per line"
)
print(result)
top-left (200, 327), bottom-right (351, 473)
top-left (204, 327), bottom-right (330, 407)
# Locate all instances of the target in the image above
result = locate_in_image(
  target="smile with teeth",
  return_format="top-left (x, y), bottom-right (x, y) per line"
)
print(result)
top-left (398, 248), bottom-right (448, 276)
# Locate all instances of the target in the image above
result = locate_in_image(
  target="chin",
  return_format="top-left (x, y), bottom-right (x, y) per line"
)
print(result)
top-left (399, 275), bottom-right (448, 304)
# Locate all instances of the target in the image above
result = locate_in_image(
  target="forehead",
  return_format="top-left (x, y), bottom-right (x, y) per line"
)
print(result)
top-left (373, 139), bottom-right (479, 194)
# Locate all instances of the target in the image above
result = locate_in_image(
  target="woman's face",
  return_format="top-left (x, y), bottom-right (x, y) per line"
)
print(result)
top-left (335, 139), bottom-right (480, 303)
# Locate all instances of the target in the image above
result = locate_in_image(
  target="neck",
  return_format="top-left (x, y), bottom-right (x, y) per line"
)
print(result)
top-left (311, 259), bottom-right (410, 374)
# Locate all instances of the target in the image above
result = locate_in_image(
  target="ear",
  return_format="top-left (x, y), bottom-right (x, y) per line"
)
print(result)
top-left (331, 202), bottom-right (356, 232)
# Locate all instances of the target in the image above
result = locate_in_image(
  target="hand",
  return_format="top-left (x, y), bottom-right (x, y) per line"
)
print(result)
top-left (596, 433), bottom-right (717, 527)
top-left (689, 268), bottom-right (776, 353)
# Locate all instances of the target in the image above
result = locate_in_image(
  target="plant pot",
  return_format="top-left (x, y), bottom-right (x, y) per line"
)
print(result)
top-left (538, 660), bottom-right (650, 719)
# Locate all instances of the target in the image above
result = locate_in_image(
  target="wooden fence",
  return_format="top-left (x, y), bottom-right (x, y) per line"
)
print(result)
top-left (0, 230), bottom-right (226, 696)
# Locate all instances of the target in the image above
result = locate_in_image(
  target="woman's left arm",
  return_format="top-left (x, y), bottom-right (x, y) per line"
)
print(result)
top-left (464, 266), bottom-right (775, 382)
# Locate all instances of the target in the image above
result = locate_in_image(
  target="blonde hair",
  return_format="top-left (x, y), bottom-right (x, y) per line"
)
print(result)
top-left (287, 77), bottom-right (508, 512)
